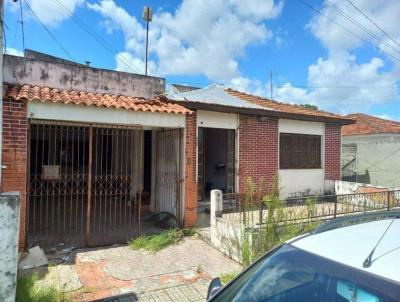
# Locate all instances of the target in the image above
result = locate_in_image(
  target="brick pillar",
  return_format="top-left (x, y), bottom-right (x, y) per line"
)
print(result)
top-left (325, 122), bottom-right (341, 180)
top-left (238, 115), bottom-right (279, 193)
top-left (2, 98), bottom-right (28, 250)
top-left (184, 112), bottom-right (198, 227)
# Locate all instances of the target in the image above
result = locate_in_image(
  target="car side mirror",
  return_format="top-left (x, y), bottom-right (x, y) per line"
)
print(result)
top-left (207, 277), bottom-right (223, 300)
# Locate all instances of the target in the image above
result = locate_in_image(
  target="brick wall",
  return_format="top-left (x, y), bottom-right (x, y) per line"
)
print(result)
top-left (238, 115), bottom-right (279, 193)
top-left (184, 112), bottom-right (198, 227)
top-left (325, 122), bottom-right (342, 180)
top-left (2, 98), bottom-right (28, 249)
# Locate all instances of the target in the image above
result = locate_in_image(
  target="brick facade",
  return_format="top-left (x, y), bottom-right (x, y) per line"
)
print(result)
top-left (238, 115), bottom-right (279, 193)
top-left (325, 122), bottom-right (342, 180)
top-left (2, 98), bottom-right (28, 249)
top-left (184, 112), bottom-right (198, 227)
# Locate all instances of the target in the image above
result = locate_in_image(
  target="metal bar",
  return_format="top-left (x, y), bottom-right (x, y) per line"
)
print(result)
top-left (26, 123), bottom-right (31, 243)
top-left (86, 127), bottom-right (93, 246)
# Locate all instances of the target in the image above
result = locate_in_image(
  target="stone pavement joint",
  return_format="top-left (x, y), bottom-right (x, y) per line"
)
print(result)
top-left (23, 236), bottom-right (242, 301)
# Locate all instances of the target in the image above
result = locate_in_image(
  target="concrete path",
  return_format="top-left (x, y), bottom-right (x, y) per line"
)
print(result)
top-left (26, 236), bottom-right (241, 301)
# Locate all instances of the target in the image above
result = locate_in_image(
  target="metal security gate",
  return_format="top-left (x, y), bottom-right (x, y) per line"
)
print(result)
top-left (27, 121), bottom-right (142, 248)
top-left (155, 129), bottom-right (181, 222)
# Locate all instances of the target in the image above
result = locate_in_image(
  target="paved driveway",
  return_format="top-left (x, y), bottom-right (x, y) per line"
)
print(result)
top-left (30, 236), bottom-right (241, 301)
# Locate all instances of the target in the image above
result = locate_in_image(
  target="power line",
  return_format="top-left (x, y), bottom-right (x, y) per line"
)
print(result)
top-left (25, 0), bottom-right (75, 61)
top-left (50, 0), bottom-right (143, 74)
top-left (325, 0), bottom-right (400, 56)
top-left (345, 0), bottom-right (400, 49)
top-left (296, 0), bottom-right (400, 63)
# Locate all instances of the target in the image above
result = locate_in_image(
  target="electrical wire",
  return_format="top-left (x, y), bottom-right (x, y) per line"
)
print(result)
top-left (50, 0), bottom-right (143, 74)
top-left (345, 0), bottom-right (400, 49)
top-left (296, 0), bottom-right (400, 63)
top-left (325, 0), bottom-right (400, 56)
top-left (25, 0), bottom-right (75, 61)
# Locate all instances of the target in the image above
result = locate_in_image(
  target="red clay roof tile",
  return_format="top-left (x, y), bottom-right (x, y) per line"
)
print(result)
top-left (342, 113), bottom-right (400, 136)
top-left (4, 83), bottom-right (191, 115)
top-left (225, 88), bottom-right (354, 124)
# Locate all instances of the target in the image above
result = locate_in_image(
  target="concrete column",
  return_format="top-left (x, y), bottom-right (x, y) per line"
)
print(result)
top-left (210, 189), bottom-right (223, 226)
top-left (0, 192), bottom-right (21, 302)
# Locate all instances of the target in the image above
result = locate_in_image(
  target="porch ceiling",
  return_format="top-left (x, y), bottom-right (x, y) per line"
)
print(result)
top-left (4, 83), bottom-right (192, 115)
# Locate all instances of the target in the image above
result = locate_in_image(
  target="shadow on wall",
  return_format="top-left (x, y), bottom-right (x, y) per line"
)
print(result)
top-left (342, 170), bottom-right (371, 184)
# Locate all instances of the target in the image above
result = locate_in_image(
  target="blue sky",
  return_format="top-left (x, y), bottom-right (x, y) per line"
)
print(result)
top-left (4, 0), bottom-right (400, 119)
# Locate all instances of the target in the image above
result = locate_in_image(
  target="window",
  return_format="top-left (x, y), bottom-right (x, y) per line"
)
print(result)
top-left (280, 133), bottom-right (321, 169)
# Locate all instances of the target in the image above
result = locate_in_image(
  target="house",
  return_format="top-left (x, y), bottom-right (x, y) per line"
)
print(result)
top-left (167, 85), bottom-right (353, 205)
top-left (342, 113), bottom-right (400, 188)
top-left (2, 51), bottom-right (353, 250)
top-left (2, 51), bottom-right (191, 250)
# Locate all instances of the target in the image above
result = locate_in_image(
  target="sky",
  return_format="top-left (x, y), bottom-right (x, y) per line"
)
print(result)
top-left (4, 0), bottom-right (400, 119)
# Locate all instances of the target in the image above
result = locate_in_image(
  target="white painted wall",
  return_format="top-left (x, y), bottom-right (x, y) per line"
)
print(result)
top-left (342, 134), bottom-right (400, 188)
top-left (28, 102), bottom-right (186, 128)
top-left (196, 110), bottom-right (238, 129)
top-left (0, 192), bottom-right (20, 302)
top-left (278, 119), bottom-right (326, 198)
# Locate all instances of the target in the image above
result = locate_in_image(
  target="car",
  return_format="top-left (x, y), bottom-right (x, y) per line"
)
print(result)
top-left (207, 210), bottom-right (400, 302)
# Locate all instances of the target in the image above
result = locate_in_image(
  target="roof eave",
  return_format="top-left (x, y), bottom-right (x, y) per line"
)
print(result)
top-left (169, 100), bottom-right (355, 124)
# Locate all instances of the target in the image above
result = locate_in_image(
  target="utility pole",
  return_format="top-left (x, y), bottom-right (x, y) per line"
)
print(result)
top-left (270, 70), bottom-right (273, 100)
top-left (143, 6), bottom-right (152, 75)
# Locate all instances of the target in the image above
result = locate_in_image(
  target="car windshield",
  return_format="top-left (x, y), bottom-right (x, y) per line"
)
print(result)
top-left (211, 244), bottom-right (400, 302)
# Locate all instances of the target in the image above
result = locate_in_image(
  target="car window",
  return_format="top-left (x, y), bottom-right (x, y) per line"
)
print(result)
top-left (211, 244), bottom-right (400, 302)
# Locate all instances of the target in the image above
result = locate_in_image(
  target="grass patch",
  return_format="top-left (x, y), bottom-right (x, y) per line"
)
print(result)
top-left (220, 272), bottom-right (240, 285)
top-left (16, 273), bottom-right (67, 302)
top-left (129, 228), bottom-right (194, 252)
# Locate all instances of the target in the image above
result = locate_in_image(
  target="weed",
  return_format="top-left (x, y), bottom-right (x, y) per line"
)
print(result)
top-left (220, 272), bottom-right (240, 285)
top-left (16, 273), bottom-right (67, 302)
top-left (129, 228), bottom-right (193, 252)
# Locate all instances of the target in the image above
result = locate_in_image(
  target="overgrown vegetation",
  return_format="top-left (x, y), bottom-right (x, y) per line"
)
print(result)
top-left (16, 273), bottom-right (67, 302)
top-left (129, 228), bottom-right (195, 252)
top-left (238, 176), bottom-right (321, 266)
top-left (220, 271), bottom-right (240, 285)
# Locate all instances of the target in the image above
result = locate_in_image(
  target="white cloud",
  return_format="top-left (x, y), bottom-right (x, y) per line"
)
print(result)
top-left (4, 47), bottom-right (24, 57)
top-left (88, 0), bottom-right (283, 80)
top-left (7, 0), bottom-right (85, 27)
top-left (275, 0), bottom-right (400, 112)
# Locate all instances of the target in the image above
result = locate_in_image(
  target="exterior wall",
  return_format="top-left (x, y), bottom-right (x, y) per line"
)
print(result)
top-left (342, 134), bottom-right (400, 188)
top-left (0, 192), bottom-right (20, 302)
top-left (184, 113), bottom-right (198, 226)
top-left (4, 54), bottom-right (165, 98)
top-left (196, 110), bottom-right (238, 129)
top-left (2, 98), bottom-right (28, 249)
top-left (238, 115), bottom-right (279, 193)
top-left (279, 119), bottom-right (325, 198)
top-left (325, 122), bottom-right (342, 181)
top-left (28, 102), bottom-right (186, 128)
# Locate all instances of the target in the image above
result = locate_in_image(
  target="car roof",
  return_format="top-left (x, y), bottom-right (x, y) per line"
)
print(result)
top-left (292, 218), bottom-right (400, 283)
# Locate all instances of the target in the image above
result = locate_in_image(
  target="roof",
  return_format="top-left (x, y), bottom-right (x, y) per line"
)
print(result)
top-left (292, 219), bottom-right (400, 283)
top-left (226, 88), bottom-right (353, 124)
top-left (4, 83), bottom-right (191, 115)
top-left (168, 84), bottom-right (268, 111)
top-left (168, 84), bottom-right (353, 124)
top-left (342, 113), bottom-right (400, 136)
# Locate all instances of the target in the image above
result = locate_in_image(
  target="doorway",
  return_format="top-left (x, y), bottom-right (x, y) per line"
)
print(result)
top-left (197, 128), bottom-right (235, 203)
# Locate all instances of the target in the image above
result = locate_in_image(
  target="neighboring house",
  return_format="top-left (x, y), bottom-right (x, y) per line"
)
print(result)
top-left (2, 50), bottom-right (352, 250)
top-left (167, 85), bottom-right (353, 206)
top-left (342, 113), bottom-right (400, 188)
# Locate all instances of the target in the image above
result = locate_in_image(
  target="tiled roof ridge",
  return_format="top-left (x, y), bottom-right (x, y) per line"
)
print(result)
top-left (4, 83), bottom-right (191, 115)
top-left (343, 113), bottom-right (400, 136)
top-left (225, 87), bottom-right (352, 121)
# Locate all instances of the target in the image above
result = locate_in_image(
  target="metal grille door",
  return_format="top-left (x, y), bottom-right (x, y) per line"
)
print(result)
top-left (155, 129), bottom-right (181, 221)
top-left (28, 123), bottom-right (89, 247)
top-left (28, 122), bottom-right (142, 248)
